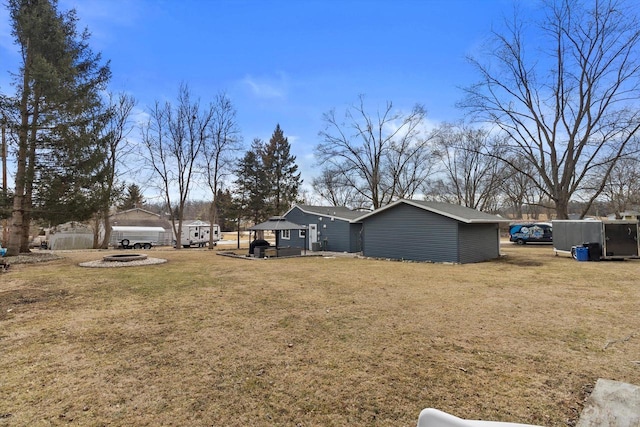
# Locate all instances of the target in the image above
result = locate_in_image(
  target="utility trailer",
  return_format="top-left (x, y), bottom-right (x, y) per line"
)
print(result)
top-left (178, 221), bottom-right (220, 248)
top-left (552, 220), bottom-right (639, 260)
top-left (111, 226), bottom-right (169, 249)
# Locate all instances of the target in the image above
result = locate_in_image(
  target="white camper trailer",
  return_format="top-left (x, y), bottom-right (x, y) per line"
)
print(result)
top-left (111, 226), bottom-right (169, 249)
top-left (179, 221), bottom-right (220, 248)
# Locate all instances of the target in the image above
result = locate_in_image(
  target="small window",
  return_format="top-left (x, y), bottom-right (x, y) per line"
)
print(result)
top-left (281, 230), bottom-right (290, 239)
top-left (299, 230), bottom-right (306, 238)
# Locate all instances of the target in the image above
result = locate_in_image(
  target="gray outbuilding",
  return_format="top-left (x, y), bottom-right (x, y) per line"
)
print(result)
top-left (282, 204), bottom-right (364, 252)
top-left (355, 199), bottom-right (508, 264)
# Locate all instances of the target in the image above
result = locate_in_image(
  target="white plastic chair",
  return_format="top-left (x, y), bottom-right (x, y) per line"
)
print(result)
top-left (417, 408), bottom-right (543, 427)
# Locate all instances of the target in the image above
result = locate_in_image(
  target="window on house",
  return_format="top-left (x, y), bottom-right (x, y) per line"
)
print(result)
top-left (299, 230), bottom-right (306, 238)
top-left (281, 230), bottom-right (290, 239)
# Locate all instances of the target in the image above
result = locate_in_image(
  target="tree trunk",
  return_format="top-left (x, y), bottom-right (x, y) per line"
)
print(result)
top-left (100, 210), bottom-right (111, 249)
top-left (7, 46), bottom-right (32, 256)
top-left (92, 215), bottom-right (100, 249)
top-left (20, 98), bottom-right (39, 253)
top-left (555, 197), bottom-right (569, 220)
top-left (208, 199), bottom-right (217, 249)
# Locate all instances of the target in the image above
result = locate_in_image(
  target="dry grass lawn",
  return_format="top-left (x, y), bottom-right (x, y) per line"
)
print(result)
top-left (1, 244), bottom-right (639, 426)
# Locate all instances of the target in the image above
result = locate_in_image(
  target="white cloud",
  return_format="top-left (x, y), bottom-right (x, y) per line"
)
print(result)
top-left (241, 73), bottom-right (289, 99)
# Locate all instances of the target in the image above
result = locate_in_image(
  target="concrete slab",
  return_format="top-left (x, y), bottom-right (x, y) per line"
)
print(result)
top-left (576, 379), bottom-right (640, 427)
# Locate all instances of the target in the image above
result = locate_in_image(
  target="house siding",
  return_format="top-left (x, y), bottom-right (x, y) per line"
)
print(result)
top-left (348, 223), bottom-right (362, 253)
top-left (281, 207), bottom-right (311, 249)
top-left (362, 203), bottom-right (459, 262)
top-left (457, 222), bottom-right (500, 263)
top-left (284, 207), bottom-right (361, 252)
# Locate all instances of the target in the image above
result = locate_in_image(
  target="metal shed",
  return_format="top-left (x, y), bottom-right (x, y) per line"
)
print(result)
top-left (354, 199), bottom-right (508, 263)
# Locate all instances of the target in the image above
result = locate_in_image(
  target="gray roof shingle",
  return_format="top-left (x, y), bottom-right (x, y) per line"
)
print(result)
top-left (354, 199), bottom-right (508, 223)
top-left (289, 205), bottom-right (366, 222)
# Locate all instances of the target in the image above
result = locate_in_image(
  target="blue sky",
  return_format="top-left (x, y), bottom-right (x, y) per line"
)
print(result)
top-left (0, 0), bottom-right (523, 200)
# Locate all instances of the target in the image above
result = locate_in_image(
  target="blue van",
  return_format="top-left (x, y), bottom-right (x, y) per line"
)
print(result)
top-left (509, 222), bottom-right (553, 245)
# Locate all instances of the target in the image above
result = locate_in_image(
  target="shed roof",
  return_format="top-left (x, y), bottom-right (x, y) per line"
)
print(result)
top-left (354, 199), bottom-right (509, 224)
top-left (286, 204), bottom-right (366, 222)
top-left (113, 208), bottom-right (161, 218)
top-left (112, 226), bottom-right (166, 232)
top-left (183, 220), bottom-right (211, 227)
top-left (249, 216), bottom-right (307, 231)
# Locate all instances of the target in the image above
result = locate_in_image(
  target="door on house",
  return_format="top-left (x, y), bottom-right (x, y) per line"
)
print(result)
top-left (308, 224), bottom-right (318, 250)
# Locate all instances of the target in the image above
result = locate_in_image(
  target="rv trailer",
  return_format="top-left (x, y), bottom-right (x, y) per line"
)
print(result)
top-left (178, 220), bottom-right (220, 248)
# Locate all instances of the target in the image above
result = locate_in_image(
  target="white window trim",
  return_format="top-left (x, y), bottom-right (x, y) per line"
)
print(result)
top-left (281, 229), bottom-right (290, 240)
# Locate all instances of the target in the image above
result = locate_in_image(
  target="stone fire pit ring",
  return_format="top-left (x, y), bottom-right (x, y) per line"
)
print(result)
top-left (103, 253), bottom-right (148, 262)
top-left (79, 253), bottom-right (167, 268)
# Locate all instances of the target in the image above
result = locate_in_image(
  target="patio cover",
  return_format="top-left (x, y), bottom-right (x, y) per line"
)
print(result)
top-left (249, 216), bottom-right (307, 231)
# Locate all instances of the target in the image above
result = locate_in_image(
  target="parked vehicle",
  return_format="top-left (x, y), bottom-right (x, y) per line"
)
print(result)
top-left (111, 226), bottom-right (169, 249)
top-left (509, 222), bottom-right (553, 244)
top-left (553, 219), bottom-right (639, 260)
top-left (178, 221), bottom-right (220, 248)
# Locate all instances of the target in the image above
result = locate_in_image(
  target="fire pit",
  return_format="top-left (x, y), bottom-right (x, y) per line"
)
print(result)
top-left (79, 253), bottom-right (166, 268)
top-left (102, 253), bottom-right (148, 262)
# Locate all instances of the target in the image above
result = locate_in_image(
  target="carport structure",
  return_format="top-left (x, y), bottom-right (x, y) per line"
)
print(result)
top-left (248, 216), bottom-right (308, 257)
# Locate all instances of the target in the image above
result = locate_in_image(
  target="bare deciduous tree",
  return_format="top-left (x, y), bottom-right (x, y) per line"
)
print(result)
top-left (461, 0), bottom-right (640, 219)
top-left (600, 157), bottom-right (640, 217)
top-left (93, 92), bottom-right (136, 249)
top-left (427, 124), bottom-right (507, 213)
top-left (499, 155), bottom-right (544, 219)
top-left (141, 83), bottom-right (213, 249)
top-left (202, 92), bottom-right (241, 247)
top-left (316, 95), bottom-right (436, 210)
top-left (311, 167), bottom-right (368, 209)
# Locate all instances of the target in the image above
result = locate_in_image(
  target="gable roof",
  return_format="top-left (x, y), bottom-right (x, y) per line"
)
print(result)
top-left (354, 199), bottom-right (509, 224)
top-left (249, 216), bottom-right (307, 231)
top-left (286, 204), bottom-right (366, 222)
top-left (110, 208), bottom-right (172, 229)
top-left (114, 208), bottom-right (161, 218)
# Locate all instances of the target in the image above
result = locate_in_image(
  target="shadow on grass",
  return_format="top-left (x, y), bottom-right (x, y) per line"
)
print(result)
top-left (493, 255), bottom-right (544, 267)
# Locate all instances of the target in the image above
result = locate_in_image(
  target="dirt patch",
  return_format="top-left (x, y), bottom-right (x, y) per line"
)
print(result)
top-left (0, 288), bottom-right (70, 321)
top-left (1, 252), bottom-right (61, 265)
top-left (493, 255), bottom-right (544, 267)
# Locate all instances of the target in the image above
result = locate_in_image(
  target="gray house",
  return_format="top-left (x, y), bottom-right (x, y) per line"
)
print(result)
top-left (282, 204), bottom-right (364, 252)
top-left (355, 199), bottom-right (507, 263)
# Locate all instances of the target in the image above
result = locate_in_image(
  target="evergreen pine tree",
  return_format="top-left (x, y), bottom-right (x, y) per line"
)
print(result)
top-left (262, 124), bottom-right (302, 216)
top-left (214, 188), bottom-right (235, 231)
top-left (5, 0), bottom-right (111, 254)
top-left (118, 184), bottom-right (146, 211)
top-left (234, 139), bottom-right (269, 224)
